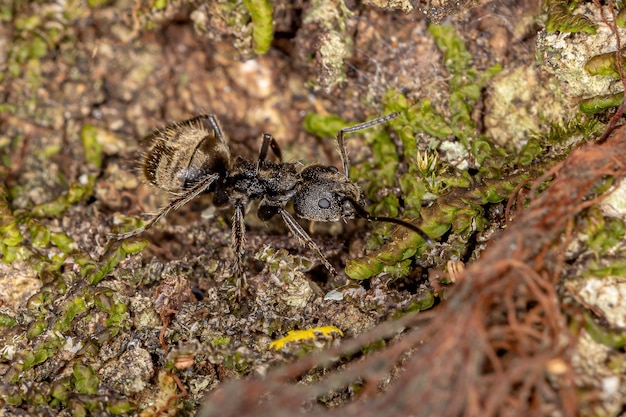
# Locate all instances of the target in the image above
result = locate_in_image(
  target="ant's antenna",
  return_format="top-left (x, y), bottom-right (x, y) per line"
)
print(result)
top-left (345, 197), bottom-right (433, 246)
top-left (336, 112), bottom-right (399, 178)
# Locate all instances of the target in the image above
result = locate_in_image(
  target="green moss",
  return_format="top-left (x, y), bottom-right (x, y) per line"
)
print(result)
top-left (26, 320), bottom-right (48, 339)
top-left (580, 92), bottom-right (625, 114)
top-left (389, 97), bottom-right (443, 157)
top-left (50, 380), bottom-right (69, 406)
top-left (80, 125), bottom-right (105, 168)
top-left (0, 313), bottom-right (17, 327)
top-left (23, 339), bottom-right (60, 371)
top-left (427, 24), bottom-right (502, 147)
top-left (344, 256), bottom-right (384, 280)
top-left (105, 301), bottom-right (128, 329)
top-left (587, 262), bottom-right (626, 277)
top-left (351, 127), bottom-right (399, 203)
top-left (0, 384), bottom-right (23, 406)
top-left (360, 339), bottom-right (387, 355)
top-left (585, 50), bottom-right (626, 78)
top-left (106, 398), bottom-right (135, 414)
top-left (32, 176), bottom-right (96, 218)
top-left (27, 219), bottom-right (51, 247)
top-left (57, 296), bottom-right (89, 333)
top-left (582, 210), bottom-right (626, 255)
top-left (618, 6), bottom-right (626, 27)
top-left (579, 28), bottom-right (626, 115)
top-left (69, 399), bottom-right (88, 417)
top-left (0, 2), bottom-right (11, 21)
top-left (0, 184), bottom-right (29, 261)
top-left (25, 36), bottom-right (48, 61)
top-left (93, 288), bottom-right (114, 313)
top-left (4, 1), bottom-right (75, 90)
top-left (50, 231), bottom-right (76, 254)
top-left (542, 116), bottom-right (601, 147)
top-left (25, 386), bottom-right (50, 407)
top-left (14, 14), bottom-right (41, 31)
top-left (211, 336), bottom-right (232, 347)
top-left (87, 0), bottom-right (114, 7)
top-left (0, 190), bottom-right (23, 249)
top-left (79, 239), bottom-right (148, 285)
top-left (243, 0), bottom-right (274, 55)
top-left (217, 1), bottom-right (251, 30)
top-left (73, 362), bottom-right (99, 395)
top-left (109, 214), bottom-right (147, 236)
top-left (584, 313), bottom-right (626, 349)
top-left (27, 286), bottom-right (53, 311)
top-left (223, 349), bottom-right (254, 374)
top-left (153, 0), bottom-right (167, 10)
top-left (545, 0), bottom-right (597, 34)
top-left (33, 254), bottom-right (65, 278)
top-left (517, 137), bottom-right (544, 166)
top-left (303, 113), bottom-right (351, 138)
top-left (403, 291), bottom-right (436, 313)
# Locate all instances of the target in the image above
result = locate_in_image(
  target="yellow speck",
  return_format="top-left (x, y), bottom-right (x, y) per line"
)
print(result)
top-left (270, 326), bottom-right (343, 350)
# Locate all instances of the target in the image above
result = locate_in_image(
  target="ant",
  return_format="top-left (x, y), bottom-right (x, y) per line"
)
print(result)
top-left (111, 112), bottom-right (431, 287)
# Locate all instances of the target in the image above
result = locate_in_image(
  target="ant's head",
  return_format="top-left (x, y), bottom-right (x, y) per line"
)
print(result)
top-left (293, 165), bottom-right (361, 222)
top-left (294, 165), bottom-right (433, 246)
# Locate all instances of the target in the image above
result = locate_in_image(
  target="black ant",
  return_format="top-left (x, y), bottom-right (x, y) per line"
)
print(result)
top-left (111, 112), bottom-right (431, 287)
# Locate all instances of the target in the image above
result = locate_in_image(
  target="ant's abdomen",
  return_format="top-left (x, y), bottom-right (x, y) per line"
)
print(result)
top-left (143, 115), bottom-right (231, 194)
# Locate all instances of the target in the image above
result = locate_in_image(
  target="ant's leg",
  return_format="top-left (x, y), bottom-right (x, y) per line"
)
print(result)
top-left (335, 112), bottom-right (399, 178)
top-left (278, 208), bottom-right (337, 276)
top-left (257, 134), bottom-right (272, 169)
top-left (269, 137), bottom-right (282, 161)
top-left (109, 173), bottom-right (219, 240)
top-left (256, 133), bottom-right (282, 173)
top-left (231, 202), bottom-right (247, 289)
top-left (202, 115), bottom-right (227, 144)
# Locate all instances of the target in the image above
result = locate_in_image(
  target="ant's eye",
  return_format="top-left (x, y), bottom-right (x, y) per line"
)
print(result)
top-left (318, 198), bottom-right (331, 209)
